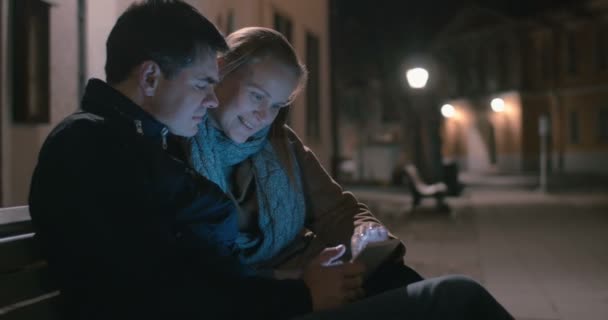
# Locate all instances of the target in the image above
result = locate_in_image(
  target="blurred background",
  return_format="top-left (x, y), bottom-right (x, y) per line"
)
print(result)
top-left (1, 0), bottom-right (607, 319)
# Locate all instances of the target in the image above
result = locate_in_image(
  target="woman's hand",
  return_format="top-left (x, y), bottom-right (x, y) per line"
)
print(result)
top-left (302, 245), bottom-right (366, 311)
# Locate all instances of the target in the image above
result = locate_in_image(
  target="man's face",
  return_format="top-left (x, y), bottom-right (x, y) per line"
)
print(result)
top-left (147, 50), bottom-right (219, 137)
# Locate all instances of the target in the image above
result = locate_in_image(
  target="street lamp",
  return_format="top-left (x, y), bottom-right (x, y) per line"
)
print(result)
top-left (406, 67), bottom-right (429, 89)
top-left (491, 98), bottom-right (505, 113)
top-left (404, 66), bottom-right (436, 184)
top-left (441, 104), bottom-right (456, 118)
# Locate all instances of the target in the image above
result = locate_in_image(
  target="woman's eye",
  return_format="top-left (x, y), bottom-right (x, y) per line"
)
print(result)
top-left (250, 92), bottom-right (264, 102)
top-left (195, 84), bottom-right (207, 91)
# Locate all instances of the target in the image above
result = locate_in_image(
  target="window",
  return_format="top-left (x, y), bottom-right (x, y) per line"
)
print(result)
top-left (540, 36), bottom-right (552, 80)
top-left (497, 42), bottom-right (508, 89)
top-left (273, 12), bottom-right (292, 42)
top-left (78, 0), bottom-right (87, 99)
top-left (569, 111), bottom-right (579, 144)
top-left (566, 31), bottom-right (577, 76)
top-left (599, 107), bottom-right (608, 142)
top-left (226, 9), bottom-right (235, 35)
top-left (12, 0), bottom-right (50, 123)
top-left (477, 46), bottom-right (486, 92)
top-left (306, 32), bottom-right (320, 140)
top-left (215, 14), bottom-right (223, 32)
top-left (596, 24), bottom-right (608, 71)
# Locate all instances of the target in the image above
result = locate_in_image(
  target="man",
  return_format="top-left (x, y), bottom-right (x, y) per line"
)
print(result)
top-left (29, 1), bottom-right (362, 319)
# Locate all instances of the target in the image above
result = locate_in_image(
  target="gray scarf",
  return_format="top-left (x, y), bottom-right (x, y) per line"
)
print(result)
top-left (190, 115), bottom-right (306, 265)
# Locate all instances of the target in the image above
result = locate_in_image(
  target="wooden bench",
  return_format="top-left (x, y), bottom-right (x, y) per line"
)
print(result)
top-left (403, 165), bottom-right (451, 212)
top-left (0, 206), bottom-right (60, 319)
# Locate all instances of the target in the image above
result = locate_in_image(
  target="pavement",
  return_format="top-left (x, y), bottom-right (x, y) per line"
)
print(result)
top-left (344, 174), bottom-right (608, 320)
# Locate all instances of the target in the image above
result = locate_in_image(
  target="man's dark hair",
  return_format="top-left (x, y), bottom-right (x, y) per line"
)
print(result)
top-left (105, 0), bottom-right (228, 84)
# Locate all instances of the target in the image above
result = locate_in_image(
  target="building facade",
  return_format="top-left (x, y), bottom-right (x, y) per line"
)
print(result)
top-left (0, 0), bottom-right (331, 206)
top-left (434, 2), bottom-right (608, 175)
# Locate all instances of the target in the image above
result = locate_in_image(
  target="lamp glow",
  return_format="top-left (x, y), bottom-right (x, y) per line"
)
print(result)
top-left (406, 68), bottom-right (429, 89)
top-left (441, 104), bottom-right (456, 118)
top-left (491, 98), bottom-right (505, 113)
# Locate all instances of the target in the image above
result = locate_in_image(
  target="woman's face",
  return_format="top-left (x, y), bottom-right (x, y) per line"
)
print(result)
top-left (211, 57), bottom-right (298, 143)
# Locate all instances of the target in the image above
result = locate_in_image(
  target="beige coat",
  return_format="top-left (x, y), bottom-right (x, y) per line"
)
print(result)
top-left (230, 126), bottom-right (405, 272)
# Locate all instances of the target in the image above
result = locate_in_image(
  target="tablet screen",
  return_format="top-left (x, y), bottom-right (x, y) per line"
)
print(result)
top-left (352, 239), bottom-right (401, 279)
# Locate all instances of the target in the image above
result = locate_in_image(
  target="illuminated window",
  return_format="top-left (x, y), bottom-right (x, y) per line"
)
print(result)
top-left (599, 107), bottom-right (608, 142)
top-left (569, 111), bottom-right (579, 144)
top-left (566, 31), bottom-right (577, 76)
top-left (226, 9), bottom-right (235, 35)
top-left (595, 24), bottom-right (608, 71)
top-left (540, 35), bottom-right (551, 80)
top-left (273, 12), bottom-right (292, 42)
top-left (497, 42), bottom-right (507, 89)
top-left (11, 0), bottom-right (50, 123)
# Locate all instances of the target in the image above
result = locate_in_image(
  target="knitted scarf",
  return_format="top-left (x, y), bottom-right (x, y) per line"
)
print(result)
top-left (190, 115), bottom-right (305, 265)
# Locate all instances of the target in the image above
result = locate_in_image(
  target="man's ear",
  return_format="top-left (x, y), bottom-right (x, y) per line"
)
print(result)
top-left (138, 61), bottom-right (162, 96)
top-left (217, 56), bottom-right (225, 69)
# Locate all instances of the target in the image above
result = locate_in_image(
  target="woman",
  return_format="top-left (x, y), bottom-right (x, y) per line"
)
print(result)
top-left (189, 27), bottom-right (514, 320)
top-left (189, 26), bottom-right (420, 294)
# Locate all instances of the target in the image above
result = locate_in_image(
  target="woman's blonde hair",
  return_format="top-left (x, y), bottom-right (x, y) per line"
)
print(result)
top-left (220, 27), bottom-right (307, 181)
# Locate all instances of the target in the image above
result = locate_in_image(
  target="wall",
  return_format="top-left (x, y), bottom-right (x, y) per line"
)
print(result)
top-left (490, 92), bottom-right (523, 172)
top-left (2, 0), bottom-right (80, 206)
top-left (90, 0), bottom-right (332, 167)
top-left (1, 0), bottom-right (331, 205)
top-left (558, 88), bottom-right (608, 173)
top-left (441, 92), bottom-right (523, 173)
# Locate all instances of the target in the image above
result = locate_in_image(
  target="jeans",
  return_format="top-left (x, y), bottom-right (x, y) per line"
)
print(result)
top-left (364, 262), bottom-right (425, 297)
top-left (293, 275), bottom-right (514, 320)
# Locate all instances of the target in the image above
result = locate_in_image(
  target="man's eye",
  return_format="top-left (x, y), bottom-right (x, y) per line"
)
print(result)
top-left (195, 84), bottom-right (207, 90)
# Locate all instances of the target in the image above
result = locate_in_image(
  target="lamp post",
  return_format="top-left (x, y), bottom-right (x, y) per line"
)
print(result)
top-left (539, 115), bottom-right (549, 192)
top-left (405, 67), bottom-right (429, 168)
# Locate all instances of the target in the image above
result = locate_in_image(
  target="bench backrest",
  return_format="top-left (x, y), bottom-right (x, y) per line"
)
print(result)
top-left (0, 206), bottom-right (60, 319)
top-left (404, 164), bottom-right (427, 190)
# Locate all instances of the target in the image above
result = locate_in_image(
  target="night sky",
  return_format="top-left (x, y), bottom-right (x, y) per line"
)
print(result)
top-left (331, 0), bottom-right (582, 88)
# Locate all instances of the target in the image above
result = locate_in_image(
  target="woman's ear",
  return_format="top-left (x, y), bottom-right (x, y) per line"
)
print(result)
top-left (137, 61), bottom-right (161, 97)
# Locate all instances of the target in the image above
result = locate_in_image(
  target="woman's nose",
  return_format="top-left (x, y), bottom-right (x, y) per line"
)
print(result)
top-left (254, 102), bottom-right (271, 122)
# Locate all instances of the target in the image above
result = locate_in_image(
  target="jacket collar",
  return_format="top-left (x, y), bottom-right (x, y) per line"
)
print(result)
top-left (81, 79), bottom-right (169, 142)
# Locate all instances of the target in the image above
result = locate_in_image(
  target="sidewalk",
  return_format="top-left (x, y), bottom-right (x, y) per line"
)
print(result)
top-left (343, 180), bottom-right (608, 320)
top-left (460, 171), bottom-right (608, 193)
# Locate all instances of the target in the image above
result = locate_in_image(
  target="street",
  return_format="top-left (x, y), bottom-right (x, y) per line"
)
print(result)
top-left (349, 184), bottom-right (608, 320)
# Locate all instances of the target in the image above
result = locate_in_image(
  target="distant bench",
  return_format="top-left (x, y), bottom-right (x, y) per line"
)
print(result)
top-left (0, 206), bottom-right (60, 319)
top-left (403, 165), bottom-right (452, 212)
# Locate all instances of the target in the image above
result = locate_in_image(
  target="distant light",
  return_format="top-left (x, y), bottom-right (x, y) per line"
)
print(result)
top-left (406, 68), bottom-right (429, 89)
top-left (491, 98), bottom-right (505, 112)
top-left (441, 104), bottom-right (456, 118)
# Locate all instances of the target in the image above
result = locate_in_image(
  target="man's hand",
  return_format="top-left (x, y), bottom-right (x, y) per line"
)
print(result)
top-left (302, 245), bottom-right (366, 311)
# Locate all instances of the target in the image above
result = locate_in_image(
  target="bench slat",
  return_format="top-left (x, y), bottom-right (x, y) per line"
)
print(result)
top-left (0, 266), bottom-right (58, 308)
top-left (0, 206), bottom-right (60, 319)
top-left (0, 220), bottom-right (34, 239)
top-left (0, 205), bottom-right (34, 238)
top-left (0, 294), bottom-right (60, 320)
top-left (0, 234), bottom-right (44, 273)
top-left (0, 206), bottom-right (30, 225)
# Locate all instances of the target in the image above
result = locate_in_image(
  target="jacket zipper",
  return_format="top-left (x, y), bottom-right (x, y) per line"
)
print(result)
top-left (135, 119), bottom-right (169, 150)
top-left (161, 127), bottom-right (169, 150)
top-left (134, 120), bottom-right (144, 135)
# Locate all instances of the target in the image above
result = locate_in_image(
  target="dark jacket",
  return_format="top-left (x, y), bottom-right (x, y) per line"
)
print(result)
top-left (28, 79), bottom-right (312, 320)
